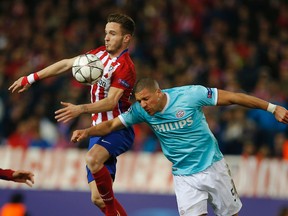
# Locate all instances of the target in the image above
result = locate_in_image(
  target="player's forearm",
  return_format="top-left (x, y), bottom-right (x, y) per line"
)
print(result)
top-left (37, 58), bottom-right (75, 79)
top-left (218, 90), bottom-right (270, 111)
top-left (87, 122), bottom-right (113, 136)
top-left (80, 98), bottom-right (116, 114)
top-left (231, 93), bottom-right (269, 110)
top-left (86, 118), bottom-right (125, 136)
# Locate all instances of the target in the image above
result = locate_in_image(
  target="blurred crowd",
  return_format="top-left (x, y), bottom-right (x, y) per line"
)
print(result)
top-left (0, 0), bottom-right (288, 159)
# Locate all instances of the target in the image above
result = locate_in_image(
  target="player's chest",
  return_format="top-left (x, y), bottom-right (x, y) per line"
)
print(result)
top-left (96, 60), bottom-right (120, 89)
top-left (148, 109), bottom-right (197, 133)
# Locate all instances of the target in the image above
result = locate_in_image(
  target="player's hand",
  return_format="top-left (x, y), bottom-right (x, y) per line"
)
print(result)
top-left (274, 106), bottom-right (288, 124)
top-left (71, 129), bottom-right (89, 143)
top-left (12, 170), bottom-right (35, 187)
top-left (55, 102), bottom-right (82, 123)
top-left (8, 77), bottom-right (31, 93)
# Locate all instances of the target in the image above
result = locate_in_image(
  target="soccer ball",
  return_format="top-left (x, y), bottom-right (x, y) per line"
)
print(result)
top-left (72, 54), bottom-right (103, 85)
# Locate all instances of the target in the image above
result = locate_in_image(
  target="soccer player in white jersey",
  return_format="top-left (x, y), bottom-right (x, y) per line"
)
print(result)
top-left (9, 13), bottom-right (136, 216)
top-left (71, 78), bottom-right (288, 216)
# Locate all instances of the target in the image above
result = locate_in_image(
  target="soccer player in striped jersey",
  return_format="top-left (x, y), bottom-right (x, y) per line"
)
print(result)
top-left (71, 78), bottom-right (288, 216)
top-left (9, 13), bottom-right (136, 216)
top-left (0, 168), bottom-right (34, 187)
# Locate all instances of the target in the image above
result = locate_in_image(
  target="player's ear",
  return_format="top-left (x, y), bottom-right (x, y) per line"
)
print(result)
top-left (155, 89), bottom-right (162, 97)
top-left (123, 34), bottom-right (131, 43)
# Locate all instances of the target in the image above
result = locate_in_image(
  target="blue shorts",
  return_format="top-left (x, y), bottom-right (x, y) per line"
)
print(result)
top-left (86, 126), bottom-right (134, 183)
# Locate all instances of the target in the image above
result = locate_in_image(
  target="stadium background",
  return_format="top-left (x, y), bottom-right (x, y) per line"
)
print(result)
top-left (0, 0), bottom-right (288, 215)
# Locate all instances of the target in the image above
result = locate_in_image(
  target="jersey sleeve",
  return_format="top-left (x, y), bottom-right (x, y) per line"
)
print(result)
top-left (0, 168), bottom-right (14, 180)
top-left (119, 103), bottom-right (144, 127)
top-left (110, 60), bottom-right (135, 90)
top-left (191, 85), bottom-right (218, 107)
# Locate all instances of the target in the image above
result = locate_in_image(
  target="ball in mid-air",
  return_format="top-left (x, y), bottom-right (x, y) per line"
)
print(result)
top-left (72, 54), bottom-right (103, 85)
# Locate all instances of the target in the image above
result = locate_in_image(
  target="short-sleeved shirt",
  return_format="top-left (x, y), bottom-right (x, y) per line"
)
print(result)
top-left (119, 85), bottom-right (223, 175)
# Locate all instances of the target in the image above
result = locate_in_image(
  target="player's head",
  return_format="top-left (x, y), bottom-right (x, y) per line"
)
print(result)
top-left (134, 78), bottom-right (166, 116)
top-left (105, 13), bottom-right (135, 57)
top-left (107, 13), bottom-right (135, 36)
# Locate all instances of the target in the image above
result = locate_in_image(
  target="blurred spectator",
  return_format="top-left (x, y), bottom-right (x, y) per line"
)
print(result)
top-left (278, 206), bottom-right (288, 216)
top-left (284, 141), bottom-right (288, 160)
top-left (220, 106), bottom-right (256, 154)
top-left (0, 193), bottom-right (29, 216)
top-left (6, 120), bottom-right (32, 149)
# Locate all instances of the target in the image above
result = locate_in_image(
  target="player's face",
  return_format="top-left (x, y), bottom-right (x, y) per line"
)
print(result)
top-left (104, 22), bottom-right (127, 57)
top-left (135, 88), bottom-right (162, 116)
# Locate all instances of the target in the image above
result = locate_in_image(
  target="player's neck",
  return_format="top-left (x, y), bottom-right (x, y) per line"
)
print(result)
top-left (109, 48), bottom-right (128, 59)
top-left (159, 93), bottom-right (167, 112)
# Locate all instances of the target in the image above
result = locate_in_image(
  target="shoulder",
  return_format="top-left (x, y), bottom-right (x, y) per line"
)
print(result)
top-left (180, 85), bottom-right (214, 94)
top-left (131, 101), bottom-right (145, 113)
top-left (164, 85), bottom-right (201, 94)
top-left (165, 85), bottom-right (217, 104)
top-left (114, 52), bottom-right (136, 81)
top-left (118, 52), bottom-right (135, 70)
top-left (124, 102), bottom-right (145, 117)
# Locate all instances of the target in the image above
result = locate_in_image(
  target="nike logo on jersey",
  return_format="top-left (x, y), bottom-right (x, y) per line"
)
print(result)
top-left (100, 191), bottom-right (110, 197)
top-left (101, 139), bottom-right (111, 144)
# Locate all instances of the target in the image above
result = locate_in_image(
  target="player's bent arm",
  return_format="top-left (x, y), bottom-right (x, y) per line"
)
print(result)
top-left (88, 117), bottom-right (125, 136)
top-left (80, 87), bottom-right (124, 114)
top-left (55, 87), bottom-right (124, 123)
top-left (71, 117), bottom-right (125, 143)
top-left (217, 89), bottom-right (288, 124)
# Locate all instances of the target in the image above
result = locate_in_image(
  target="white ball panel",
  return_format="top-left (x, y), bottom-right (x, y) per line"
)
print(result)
top-left (72, 54), bottom-right (103, 85)
top-left (74, 72), bottom-right (86, 82)
top-left (78, 56), bottom-right (89, 66)
top-left (91, 68), bottom-right (102, 79)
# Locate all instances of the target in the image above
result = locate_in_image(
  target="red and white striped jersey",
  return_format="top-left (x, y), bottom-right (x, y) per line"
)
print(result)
top-left (87, 46), bottom-right (136, 126)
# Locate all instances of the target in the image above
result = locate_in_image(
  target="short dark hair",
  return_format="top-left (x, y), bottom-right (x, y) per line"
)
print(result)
top-left (107, 13), bottom-right (135, 36)
top-left (134, 78), bottom-right (159, 93)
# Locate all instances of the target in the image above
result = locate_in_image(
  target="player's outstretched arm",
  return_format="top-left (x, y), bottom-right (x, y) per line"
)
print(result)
top-left (71, 117), bottom-right (125, 143)
top-left (0, 169), bottom-right (35, 187)
top-left (217, 89), bottom-right (288, 124)
top-left (8, 57), bottom-right (76, 93)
